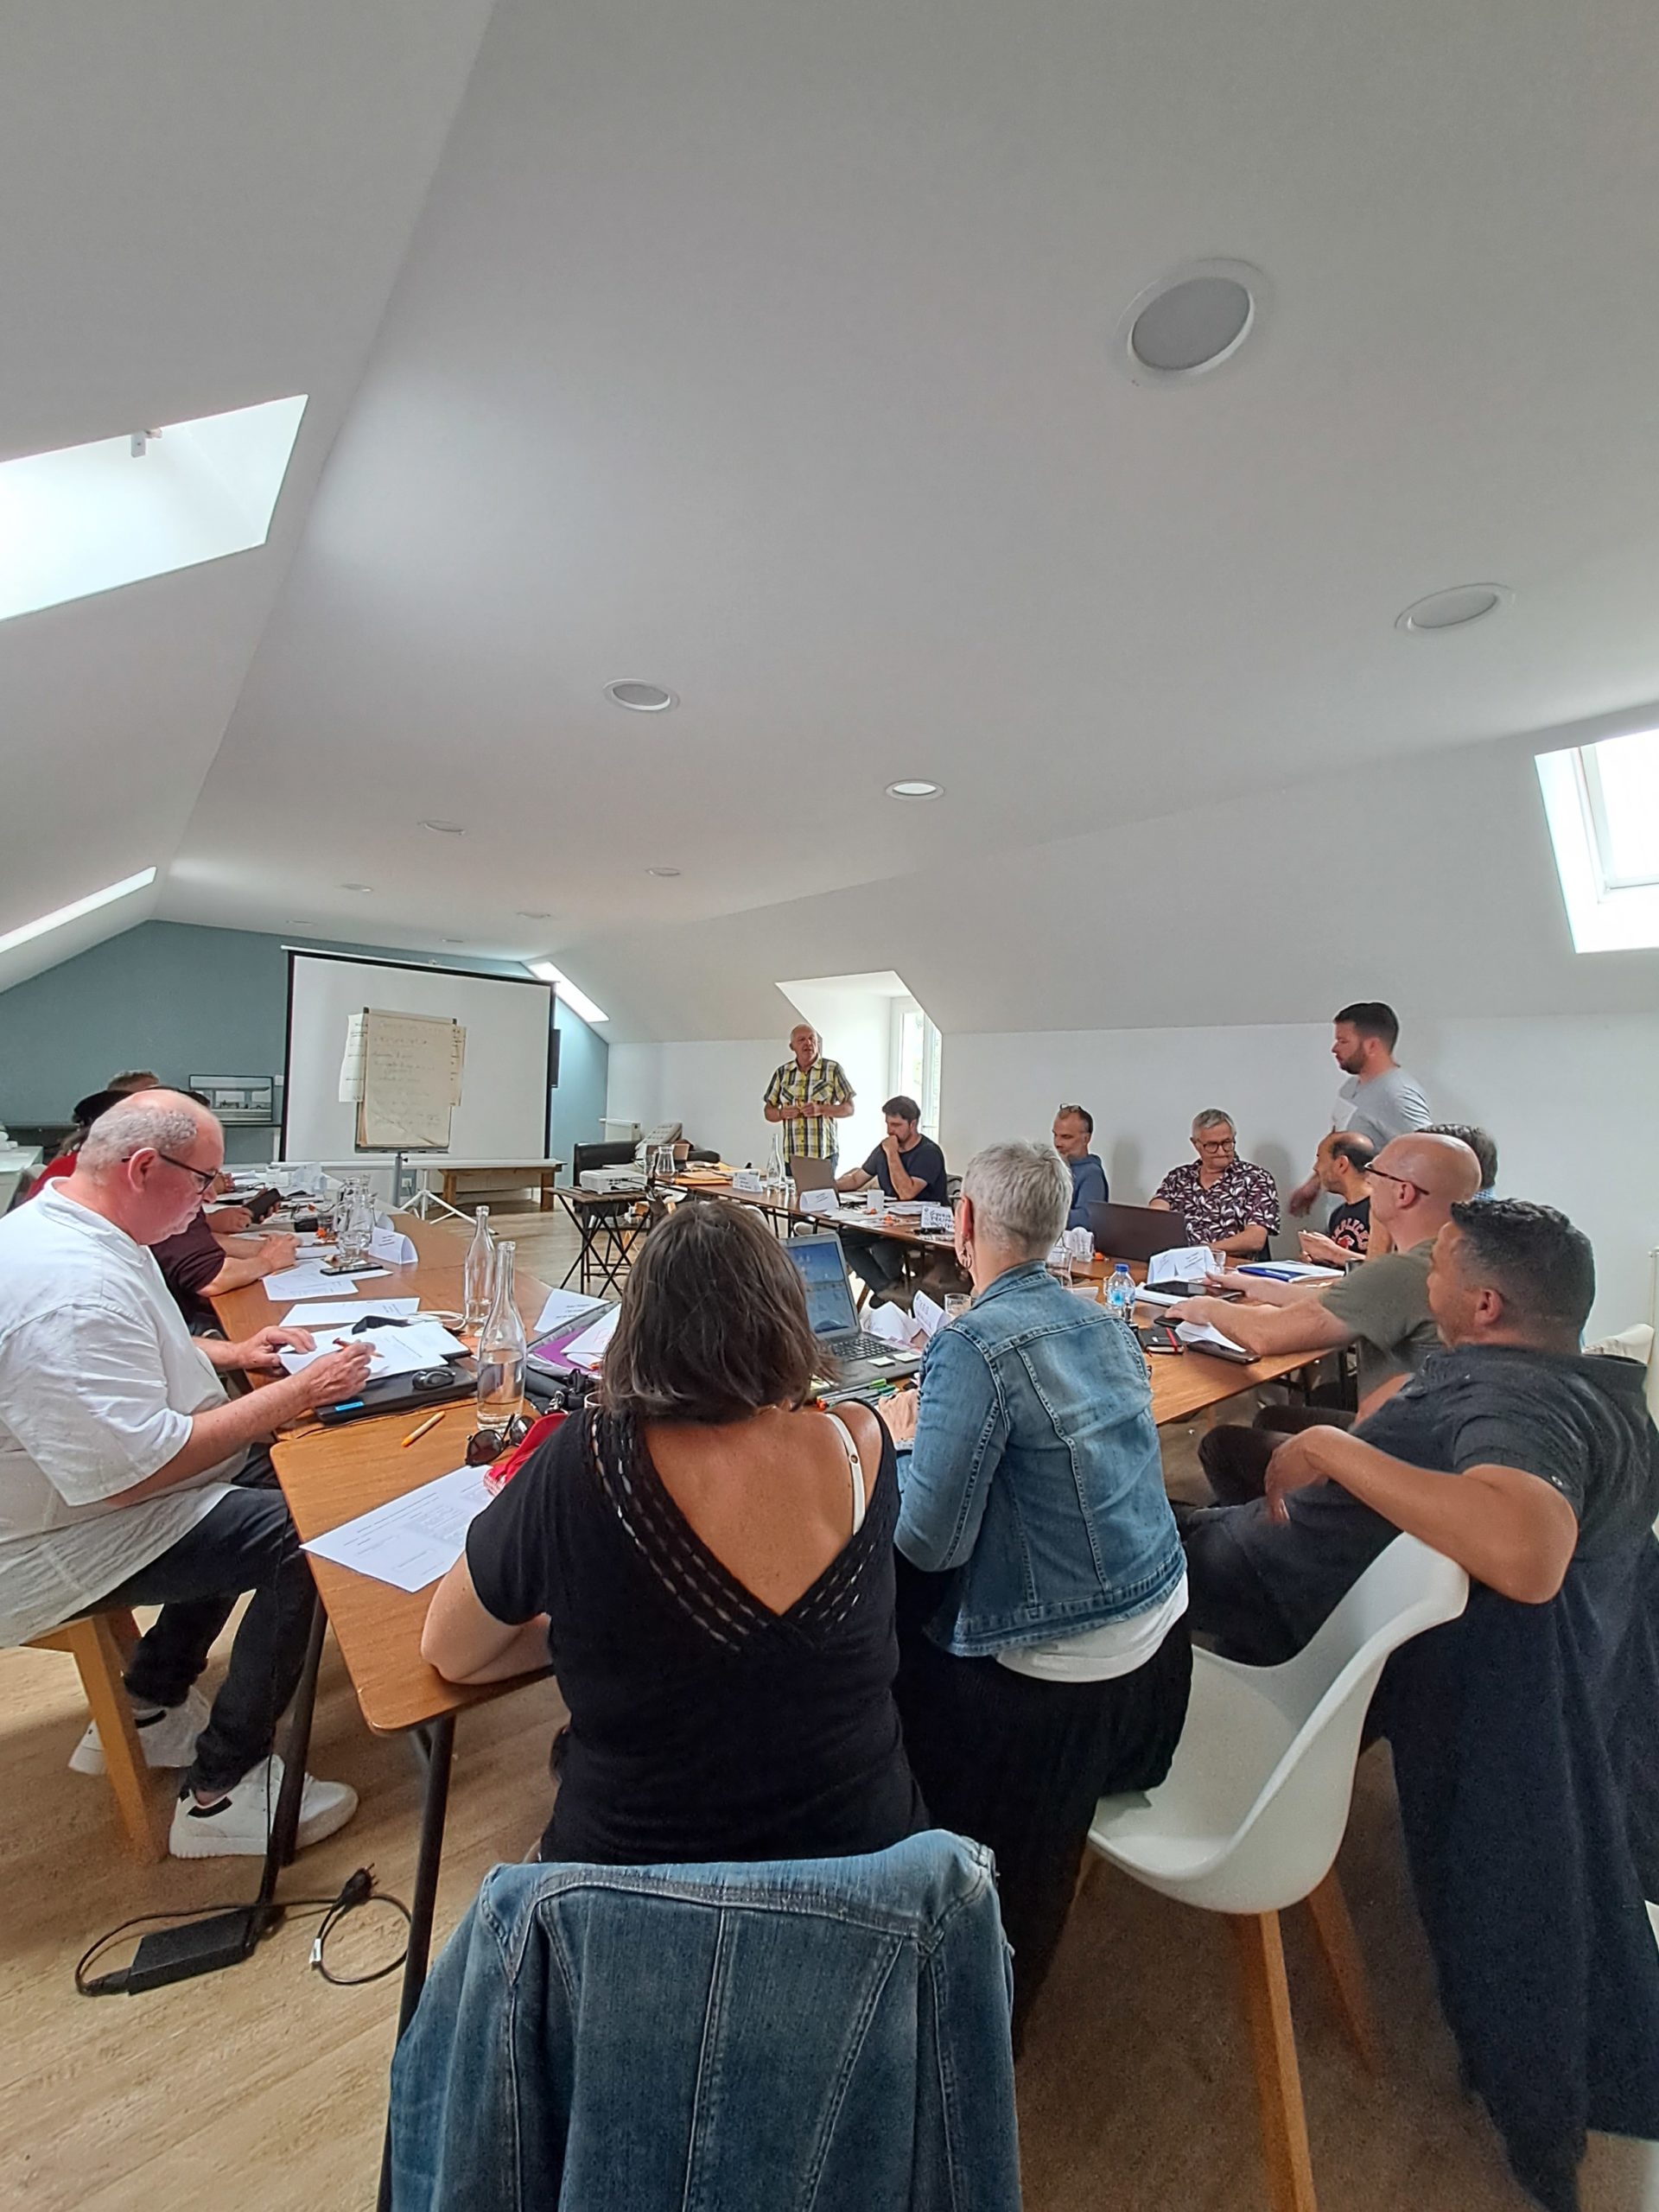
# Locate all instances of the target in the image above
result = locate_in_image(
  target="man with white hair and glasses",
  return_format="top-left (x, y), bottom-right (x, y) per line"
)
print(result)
top-left (1149, 1109), bottom-right (1280, 1259)
top-left (0, 1091), bottom-right (372, 1857)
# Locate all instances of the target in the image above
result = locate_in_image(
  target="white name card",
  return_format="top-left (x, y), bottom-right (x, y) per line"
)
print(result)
top-left (798, 1186), bottom-right (840, 1214)
top-left (920, 1204), bottom-right (953, 1234)
top-left (731, 1170), bottom-right (764, 1192)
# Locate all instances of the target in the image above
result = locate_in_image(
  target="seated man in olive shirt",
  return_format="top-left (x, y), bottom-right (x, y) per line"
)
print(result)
top-left (1170, 1131), bottom-right (1481, 1505)
top-left (1179, 1201), bottom-right (1659, 1668)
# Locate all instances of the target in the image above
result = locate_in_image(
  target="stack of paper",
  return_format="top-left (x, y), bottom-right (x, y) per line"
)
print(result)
top-left (533, 1287), bottom-right (608, 1336)
top-left (1175, 1319), bottom-right (1252, 1359)
top-left (302, 1465), bottom-right (496, 1593)
top-left (1147, 1245), bottom-right (1218, 1286)
top-left (278, 1318), bottom-right (466, 1378)
top-left (563, 1305), bottom-right (621, 1374)
top-left (282, 1297), bottom-right (419, 1330)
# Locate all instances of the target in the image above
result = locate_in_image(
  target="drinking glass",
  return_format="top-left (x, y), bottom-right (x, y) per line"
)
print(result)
top-left (1046, 1242), bottom-right (1073, 1289)
top-left (943, 1294), bottom-right (970, 1325)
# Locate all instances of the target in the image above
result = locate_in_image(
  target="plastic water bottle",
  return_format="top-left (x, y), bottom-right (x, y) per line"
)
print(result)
top-left (463, 1206), bottom-right (495, 1335)
top-left (1106, 1262), bottom-right (1135, 1326)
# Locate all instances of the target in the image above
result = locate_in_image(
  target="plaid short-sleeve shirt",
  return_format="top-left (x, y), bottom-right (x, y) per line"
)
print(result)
top-left (763, 1057), bottom-right (854, 1158)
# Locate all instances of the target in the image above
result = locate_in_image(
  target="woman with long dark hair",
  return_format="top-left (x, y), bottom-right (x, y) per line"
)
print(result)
top-left (423, 1198), bottom-right (925, 1866)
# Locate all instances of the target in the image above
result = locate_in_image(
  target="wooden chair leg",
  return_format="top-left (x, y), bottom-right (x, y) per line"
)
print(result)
top-left (66, 1616), bottom-right (164, 1863)
top-left (1229, 1910), bottom-right (1319, 2212)
top-left (1306, 1870), bottom-right (1381, 2072)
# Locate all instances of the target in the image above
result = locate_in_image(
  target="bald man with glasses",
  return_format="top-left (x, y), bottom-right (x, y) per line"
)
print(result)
top-left (1171, 1131), bottom-right (1484, 1503)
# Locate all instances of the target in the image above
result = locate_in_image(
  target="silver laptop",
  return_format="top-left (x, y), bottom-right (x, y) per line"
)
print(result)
top-left (788, 1154), bottom-right (839, 1193)
top-left (784, 1230), bottom-right (923, 1388)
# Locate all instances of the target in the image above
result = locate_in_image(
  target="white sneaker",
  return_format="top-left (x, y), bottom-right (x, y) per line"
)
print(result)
top-left (168, 1754), bottom-right (359, 1859)
top-left (68, 1685), bottom-right (211, 1776)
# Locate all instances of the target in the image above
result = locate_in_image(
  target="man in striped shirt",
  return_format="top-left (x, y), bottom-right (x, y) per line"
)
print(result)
top-left (763, 1025), bottom-right (856, 1164)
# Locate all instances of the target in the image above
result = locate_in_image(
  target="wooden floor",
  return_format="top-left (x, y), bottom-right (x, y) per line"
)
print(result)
top-left (0, 1200), bottom-right (1548, 2210)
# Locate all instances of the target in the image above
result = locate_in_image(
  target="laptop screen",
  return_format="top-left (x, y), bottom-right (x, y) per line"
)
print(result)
top-left (785, 1235), bottom-right (859, 1339)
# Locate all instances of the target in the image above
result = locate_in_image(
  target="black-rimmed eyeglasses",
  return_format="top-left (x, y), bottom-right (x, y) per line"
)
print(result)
top-left (145, 1152), bottom-right (219, 1193)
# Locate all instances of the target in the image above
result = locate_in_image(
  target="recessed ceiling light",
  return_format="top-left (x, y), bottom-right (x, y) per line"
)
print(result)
top-left (518, 908), bottom-right (553, 919)
top-left (604, 680), bottom-right (677, 713)
top-left (886, 780), bottom-right (944, 801)
top-left (340, 882), bottom-right (373, 893)
top-left (420, 818), bottom-right (467, 836)
top-left (645, 866), bottom-right (682, 878)
top-left (1115, 260), bottom-right (1268, 387)
top-left (1395, 584), bottom-right (1512, 633)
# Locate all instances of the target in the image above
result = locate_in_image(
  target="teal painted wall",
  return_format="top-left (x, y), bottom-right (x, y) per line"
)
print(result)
top-left (0, 920), bottom-right (607, 1164)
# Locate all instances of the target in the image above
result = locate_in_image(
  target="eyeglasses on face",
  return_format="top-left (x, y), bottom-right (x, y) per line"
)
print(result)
top-left (1193, 1136), bottom-right (1236, 1153)
top-left (141, 1151), bottom-right (219, 1193)
top-left (1363, 1165), bottom-right (1417, 1194)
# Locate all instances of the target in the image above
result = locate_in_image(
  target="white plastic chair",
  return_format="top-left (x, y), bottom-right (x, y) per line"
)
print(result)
top-left (1086, 1534), bottom-right (1469, 2212)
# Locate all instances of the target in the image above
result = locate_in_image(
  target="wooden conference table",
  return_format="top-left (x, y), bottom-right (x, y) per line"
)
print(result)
top-left (214, 1214), bottom-right (1313, 2067)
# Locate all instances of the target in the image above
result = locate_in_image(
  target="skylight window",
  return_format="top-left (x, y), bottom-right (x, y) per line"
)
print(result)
top-left (1536, 728), bottom-right (1659, 952)
top-left (0, 394), bottom-right (307, 622)
top-left (526, 960), bottom-right (609, 1025)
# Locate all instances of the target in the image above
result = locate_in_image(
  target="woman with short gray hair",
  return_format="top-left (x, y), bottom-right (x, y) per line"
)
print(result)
top-left (883, 1139), bottom-right (1190, 2045)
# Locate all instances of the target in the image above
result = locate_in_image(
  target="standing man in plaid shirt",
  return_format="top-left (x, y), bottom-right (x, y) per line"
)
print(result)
top-left (763, 1024), bottom-right (856, 1168)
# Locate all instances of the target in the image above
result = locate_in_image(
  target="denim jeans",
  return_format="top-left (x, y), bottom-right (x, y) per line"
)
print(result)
top-left (390, 1832), bottom-right (1020, 2212)
top-left (94, 1449), bottom-right (315, 1796)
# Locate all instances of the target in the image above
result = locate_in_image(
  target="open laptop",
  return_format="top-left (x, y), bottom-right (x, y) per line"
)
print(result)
top-left (788, 1154), bottom-right (839, 1193)
top-left (1087, 1201), bottom-right (1194, 1263)
top-left (784, 1230), bottom-right (924, 1389)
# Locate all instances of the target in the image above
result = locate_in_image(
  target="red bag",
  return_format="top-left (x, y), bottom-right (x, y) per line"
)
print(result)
top-left (481, 1408), bottom-right (567, 1494)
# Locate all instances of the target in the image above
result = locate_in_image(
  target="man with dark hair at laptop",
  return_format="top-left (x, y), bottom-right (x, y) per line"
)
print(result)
top-left (1052, 1105), bottom-right (1109, 1230)
top-left (1171, 1130), bottom-right (1482, 1504)
top-left (835, 1098), bottom-right (948, 1302)
top-left (1179, 1199), bottom-right (1659, 1668)
top-left (1288, 1001), bottom-right (1430, 1218)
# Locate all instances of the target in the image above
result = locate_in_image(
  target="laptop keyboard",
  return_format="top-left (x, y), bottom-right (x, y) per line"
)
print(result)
top-left (830, 1331), bottom-right (909, 1363)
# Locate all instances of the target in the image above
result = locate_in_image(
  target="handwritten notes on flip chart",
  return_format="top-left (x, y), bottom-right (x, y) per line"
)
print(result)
top-left (349, 1010), bottom-right (467, 1151)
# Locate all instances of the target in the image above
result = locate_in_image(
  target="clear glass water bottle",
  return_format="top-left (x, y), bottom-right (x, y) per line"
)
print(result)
top-left (462, 1206), bottom-right (495, 1335)
top-left (475, 1240), bottom-right (526, 1428)
top-left (1106, 1262), bottom-right (1135, 1325)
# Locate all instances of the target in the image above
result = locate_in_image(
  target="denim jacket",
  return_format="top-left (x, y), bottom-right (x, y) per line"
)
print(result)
top-left (895, 1261), bottom-right (1182, 1657)
top-left (388, 1832), bottom-right (1021, 2212)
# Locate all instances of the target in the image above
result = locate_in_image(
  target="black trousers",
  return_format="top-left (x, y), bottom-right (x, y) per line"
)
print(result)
top-left (93, 1449), bottom-right (315, 1796)
top-left (1197, 1403), bottom-right (1355, 1507)
top-left (839, 1225), bottom-right (906, 1298)
top-left (894, 1598), bottom-right (1192, 2047)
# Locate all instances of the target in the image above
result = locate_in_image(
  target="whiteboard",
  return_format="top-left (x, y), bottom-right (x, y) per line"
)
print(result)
top-left (283, 952), bottom-right (553, 1161)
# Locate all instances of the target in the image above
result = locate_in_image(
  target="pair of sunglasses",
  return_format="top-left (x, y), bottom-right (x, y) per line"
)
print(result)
top-left (464, 1414), bottom-right (534, 1466)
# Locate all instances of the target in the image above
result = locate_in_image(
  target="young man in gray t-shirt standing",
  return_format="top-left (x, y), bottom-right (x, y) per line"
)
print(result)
top-left (1288, 1001), bottom-right (1430, 1219)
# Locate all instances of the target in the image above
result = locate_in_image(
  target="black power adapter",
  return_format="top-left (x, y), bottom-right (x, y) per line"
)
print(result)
top-left (83, 1905), bottom-right (273, 1996)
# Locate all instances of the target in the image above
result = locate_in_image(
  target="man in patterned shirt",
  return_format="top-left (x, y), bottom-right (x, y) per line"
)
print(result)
top-left (762, 1025), bottom-right (856, 1164)
top-left (1148, 1109), bottom-right (1280, 1259)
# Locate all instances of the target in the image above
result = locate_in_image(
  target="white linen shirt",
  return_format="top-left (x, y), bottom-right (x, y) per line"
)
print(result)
top-left (0, 1183), bottom-right (243, 1644)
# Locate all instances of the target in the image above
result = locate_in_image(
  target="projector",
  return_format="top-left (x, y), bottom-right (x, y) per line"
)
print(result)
top-left (579, 1167), bottom-right (647, 1194)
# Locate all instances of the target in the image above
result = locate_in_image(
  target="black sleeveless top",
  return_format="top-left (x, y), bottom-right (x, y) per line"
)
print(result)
top-left (465, 1407), bottom-right (927, 1866)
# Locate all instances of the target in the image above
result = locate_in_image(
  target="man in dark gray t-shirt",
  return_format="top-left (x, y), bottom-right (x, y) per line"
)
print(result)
top-left (1181, 1202), bottom-right (1659, 1668)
